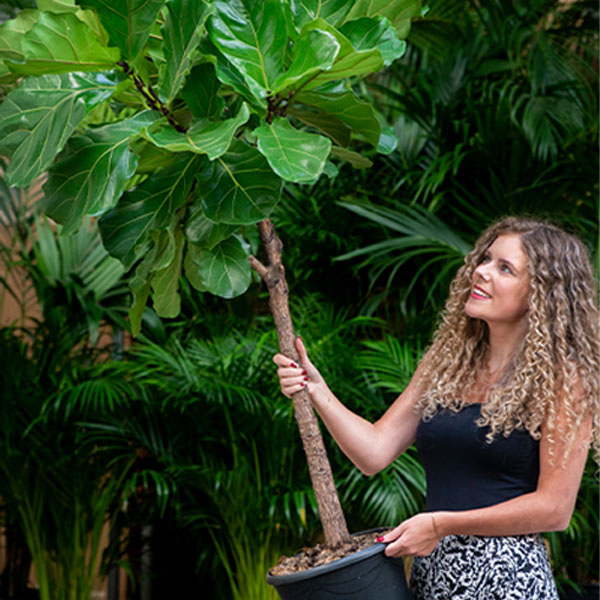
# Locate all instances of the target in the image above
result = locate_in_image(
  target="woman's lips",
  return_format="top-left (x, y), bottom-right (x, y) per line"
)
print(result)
top-left (470, 285), bottom-right (492, 300)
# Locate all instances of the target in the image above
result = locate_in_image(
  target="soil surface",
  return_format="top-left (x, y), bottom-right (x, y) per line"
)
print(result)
top-left (269, 529), bottom-right (390, 576)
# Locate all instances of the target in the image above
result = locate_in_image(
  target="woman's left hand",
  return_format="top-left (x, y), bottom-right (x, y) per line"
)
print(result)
top-left (378, 513), bottom-right (442, 557)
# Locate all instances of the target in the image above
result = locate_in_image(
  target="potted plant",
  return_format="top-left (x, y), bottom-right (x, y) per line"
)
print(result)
top-left (0, 0), bottom-right (423, 596)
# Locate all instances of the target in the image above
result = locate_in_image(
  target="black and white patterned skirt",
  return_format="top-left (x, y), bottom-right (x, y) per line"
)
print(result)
top-left (410, 533), bottom-right (559, 599)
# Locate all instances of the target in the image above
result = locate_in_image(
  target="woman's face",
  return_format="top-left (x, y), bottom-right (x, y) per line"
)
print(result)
top-left (465, 233), bottom-right (530, 327)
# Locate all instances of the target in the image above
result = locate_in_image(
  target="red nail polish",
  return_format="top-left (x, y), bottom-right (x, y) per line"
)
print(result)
top-left (290, 362), bottom-right (297, 368)
top-left (300, 382), bottom-right (305, 387)
top-left (377, 536), bottom-right (385, 542)
top-left (302, 370), bottom-right (307, 375)
top-left (303, 376), bottom-right (309, 381)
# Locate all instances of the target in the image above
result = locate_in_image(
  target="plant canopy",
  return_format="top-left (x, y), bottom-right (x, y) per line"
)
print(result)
top-left (0, 0), bottom-right (422, 335)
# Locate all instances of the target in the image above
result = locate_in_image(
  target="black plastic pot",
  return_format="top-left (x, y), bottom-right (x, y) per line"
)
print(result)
top-left (266, 540), bottom-right (411, 600)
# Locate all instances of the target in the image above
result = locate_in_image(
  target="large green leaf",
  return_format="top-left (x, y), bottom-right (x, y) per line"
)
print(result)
top-left (37, 0), bottom-right (78, 11)
top-left (294, 89), bottom-right (381, 147)
top-left (330, 145), bottom-right (372, 168)
top-left (189, 234), bottom-right (251, 299)
top-left (181, 62), bottom-right (225, 119)
top-left (254, 117), bottom-right (331, 182)
top-left (143, 102), bottom-right (250, 160)
top-left (287, 104), bottom-right (351, 146)
top-left (151, 227), bottom-right (184, 317)
top-left (6, 12), bottom-right (119, 75)
top-left (43, 111), bottom-right (159, 234)
top-left (0, 9), bottom-right (39, 62)
top-left (296, 19), bottom-right (383, 90)
top-left (183, 243), bottom-right (207, 292)
top-left (289, 0), bottom-right (352, 29)
top-left (345, 0), bottom-right (421, 38)
top-left (185, 202), bottom-right (238, 249)
top-left (208, 0), bottom-right (288, 99)
top-left (198, 139), bottom-right (282, 225)
top-left (158, 0), bottom-right (212, 104)
top-left (270, 28), bottom-right (340, 93)
top-left (99, 153), bottom-right (199, 269)
top-left (78, 0), bottom-right (166, 64)
top-left (0, 71), bottom-right (119, 188)
top-left (340, 16), bottom-right (406, 66)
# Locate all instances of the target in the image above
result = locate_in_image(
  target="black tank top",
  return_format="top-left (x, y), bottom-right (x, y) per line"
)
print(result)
top-left (415, 403), bottom-right (540, 512)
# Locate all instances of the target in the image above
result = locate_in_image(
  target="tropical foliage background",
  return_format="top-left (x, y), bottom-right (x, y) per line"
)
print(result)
top-left (0, 0), bottom-right (597, 599)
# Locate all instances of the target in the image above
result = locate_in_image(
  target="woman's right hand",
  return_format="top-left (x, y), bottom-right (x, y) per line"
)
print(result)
top-left (273, 336), bottom-right (325, 398)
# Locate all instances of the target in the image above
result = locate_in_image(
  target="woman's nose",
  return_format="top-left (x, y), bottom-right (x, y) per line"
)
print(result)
top-left (474, 263), bottom-right (491, 280)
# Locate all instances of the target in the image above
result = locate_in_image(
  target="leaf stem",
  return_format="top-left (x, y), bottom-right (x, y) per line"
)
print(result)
top-left (117, 60), bottom-right (187, 133)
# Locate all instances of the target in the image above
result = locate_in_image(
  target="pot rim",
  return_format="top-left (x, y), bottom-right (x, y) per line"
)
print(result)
top-left (266, 541), bottom-right (387, 585)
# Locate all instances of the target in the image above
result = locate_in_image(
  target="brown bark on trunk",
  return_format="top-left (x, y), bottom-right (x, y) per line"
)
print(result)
top-left (250, 218), bottom-right (351, 548)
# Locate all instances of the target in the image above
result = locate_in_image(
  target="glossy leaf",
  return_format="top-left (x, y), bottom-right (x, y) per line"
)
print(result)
top-left (287, 105), bottom-right (351, 146)
top-left (345, 0), bottom-right (421, 38)
top-left (295, 89), bottom-right (380, 147)
top-left (43, 111), bottom-right (159, 234)
top-left (270, 29), bottom-right (340, 93)
top-left (340, 16), bottom-right (406, 67)
top-left (297, 19), bottom-right (383, 90)
top-left (143, 102), bottom-right (250, 160)
top-left (0, 71), bottom-right (119, 188)
top-left (194, 235), bottom-right (251, 299)
top-left (158, 0), bottom-right (212, 104)
top-left (330, 145), bottom-right (373, 168)
top-left (151, 227), bottom-right (184, 317)
top-left (198, 139), bottom-right (282, 225)
top-left (6, 12), bottom-right (120, 75)
top-left (78, 0), bottom-right (166, 64)
top-left (199, 38), bottom-right (267, 110)
top-left (289, 0), bottom-right (352, 28)
top-left (185, 202), bottom-right (238, 249)
top-left (254, 117), bottom-right (331, 183)
top-left (0, 9), bottom-right (39, 62)
top-left (181, 62), bottom-right (225, 119)
top-left (208, 0), bottom-right (288, 99)
top-left (99, 153), bottom-right (200, 269)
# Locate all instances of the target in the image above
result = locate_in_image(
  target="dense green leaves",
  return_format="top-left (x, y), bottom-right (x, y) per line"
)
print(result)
top-left (159, 0), bottom-right (213, 104)
top-left (255, 118), bottom-right (331, 182)
top-left (208, 0), bottom-right (288, 99)
top-left (270, 28), bottom-right (340, 93)
top-left (294, 89), bottom-right (381, 147)
top-left (99, 153), bottom-right (200, 269)
top-left (289, 0), bottom-right (352, 28)
top-left (5, 12), bottom-right (120, 75)
top-left (0, 0), bottom-right (422, 319)
top-left (300, 19), bottom-right (384, 89)
top-left (43, 111), bottom-right (158, 234)
top-left (198, 140), bottom-right (283, 225)
top-left (77, 0), bottom-right (166, 64)
top-left (143, 103), bottom-right (250, 159)
top-left (0, 72), bottom-right (119, 188)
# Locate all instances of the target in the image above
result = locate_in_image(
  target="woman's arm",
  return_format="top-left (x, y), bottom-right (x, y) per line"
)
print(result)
top-left (380, 400), bottom-right (592, 557)
top-left (273, 336), bottom-right (425, 475)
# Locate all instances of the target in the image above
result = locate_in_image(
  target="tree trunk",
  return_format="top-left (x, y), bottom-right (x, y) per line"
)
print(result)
top-left (250, 218), bottom-right (351, 548)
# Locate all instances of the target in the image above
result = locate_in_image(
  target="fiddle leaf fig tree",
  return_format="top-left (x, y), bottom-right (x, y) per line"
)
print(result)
top-left (0, 0), bottom-right (421, 549)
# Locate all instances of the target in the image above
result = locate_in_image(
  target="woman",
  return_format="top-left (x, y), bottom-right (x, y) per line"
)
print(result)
top-left (273, 217), bottom-right (599, 599)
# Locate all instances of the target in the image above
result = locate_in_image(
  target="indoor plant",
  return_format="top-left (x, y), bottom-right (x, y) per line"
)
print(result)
top-left (0, 0), bottom-right (423, 596)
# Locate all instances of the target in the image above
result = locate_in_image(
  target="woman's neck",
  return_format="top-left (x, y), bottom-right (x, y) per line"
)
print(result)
top-left (486, 320), bottom-right (527, 373)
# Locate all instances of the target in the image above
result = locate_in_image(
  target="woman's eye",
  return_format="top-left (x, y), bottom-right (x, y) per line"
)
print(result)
top-left (501, 264), bottom-right (512, 274)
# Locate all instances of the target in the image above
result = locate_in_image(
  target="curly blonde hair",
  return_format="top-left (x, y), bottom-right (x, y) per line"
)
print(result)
top-left (417, 216), bottom-right (599, 462)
